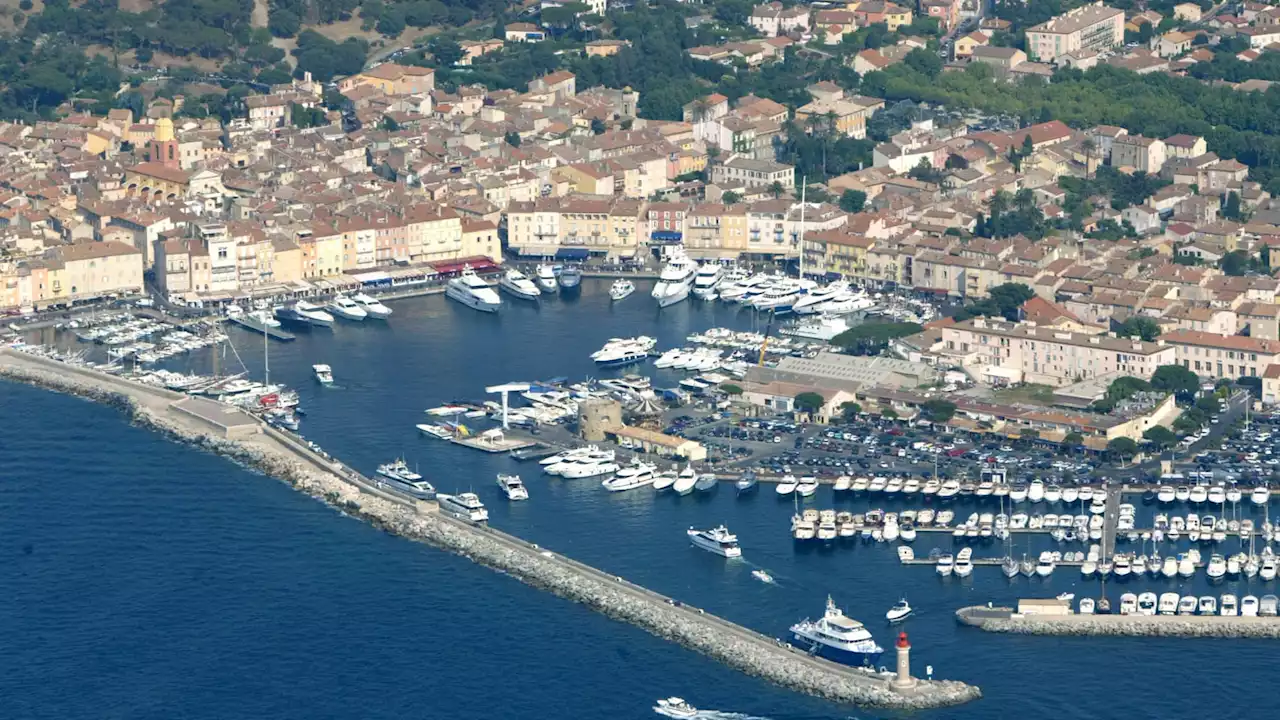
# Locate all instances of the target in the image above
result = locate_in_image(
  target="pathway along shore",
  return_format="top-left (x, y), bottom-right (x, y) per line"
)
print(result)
top-left (0, 348), bottom-right (979, 711)
top-left (957, 605), bottom-right (1280, 638)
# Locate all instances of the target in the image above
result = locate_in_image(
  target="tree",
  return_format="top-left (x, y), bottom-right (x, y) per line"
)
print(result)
top-left (921, 398), bottom-right (957, 424)
top-left (882, 407), bottom-right (899, 420)
top-left (720, 383), bottom-right (743, 395)
top-left (1117, 316), bottom-right (1161, 342)
top-left (722, 191), bottom-right (741, 204)
top-left (269, 8), bottom-right (301, 37)
top-left (1223, 191), bottom-right (1243, 220)
top-left (840, 401), bottom-right (862, 422)
top-left (1143, 425), bottom-right (1178, 449)
top-left (794, 392), bottom-right (826, 412)
top-left (1220, 250), bottom-right (1250, 276)
top-left (1063, 431), bottom-right (1084, 451)
top-left (1107, 437), bottom-right (1140, 462)
top-left (504, 131), bottom-right (521, 147)
top-left (590, 117), bottom-right (607, 135)
top-left (770, 181), bottom-right (785, 198)
top-left (428, 36), bottom-right (464, 67)
top-left (839, 189), bottom-right (867, 213)
top-left (1151, 365), bottom-right (1199, 396)
top-left (908, 158), bottom-right (944, 184)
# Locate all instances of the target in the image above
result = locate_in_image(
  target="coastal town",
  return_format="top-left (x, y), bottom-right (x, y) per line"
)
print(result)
top-left (9, 0), bottom-right (1280, 714)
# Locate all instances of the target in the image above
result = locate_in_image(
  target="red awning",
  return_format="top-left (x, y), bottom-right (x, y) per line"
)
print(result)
top-left (430, 257), bottom-right (498, 275)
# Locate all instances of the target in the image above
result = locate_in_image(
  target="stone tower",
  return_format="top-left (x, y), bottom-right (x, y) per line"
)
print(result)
top-left (891, 631), bottom-right (918, 692)
top-left (149, 117), bottom-right (179, 169)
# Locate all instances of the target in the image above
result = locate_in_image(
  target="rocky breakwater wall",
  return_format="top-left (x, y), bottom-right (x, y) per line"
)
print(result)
top-left (0, 352), bottom-right (981, 710)
top-left (957, 606), bottom-right (1280, 638)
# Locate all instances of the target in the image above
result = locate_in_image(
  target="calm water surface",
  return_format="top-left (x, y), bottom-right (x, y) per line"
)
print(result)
top-left (5, 279), bottom-right (1279, 719)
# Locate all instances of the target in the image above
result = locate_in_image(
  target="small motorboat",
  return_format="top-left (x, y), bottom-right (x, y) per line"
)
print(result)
top-left (610, 279), bottom-right (636, 301)
top-left (695, 473), bottom-right (719, 492)
top-left (796, 476), bottom-right (819, 497)
top-left (653, 697), bottom-right (698, 719)
top-left (1079, 598), bottom-right (1095, 614)
top-left (886, 598), bottom-right (913, 623)
top-left (312, 364), bottom-right (334, 384)
top-left (497, 473), bottom-right (529, 501)
top-left (751, 569), bottom-right (775, 584)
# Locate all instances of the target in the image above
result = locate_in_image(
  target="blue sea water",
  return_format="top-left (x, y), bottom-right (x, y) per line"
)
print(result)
top-left (5, 279), bottom-right (1280, 719)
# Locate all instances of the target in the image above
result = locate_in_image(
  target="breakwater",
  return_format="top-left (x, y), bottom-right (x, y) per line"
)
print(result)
top-left (0, 348), bottom-right (979, 710)
top-left (956, 605), bottom-right (1280, 638)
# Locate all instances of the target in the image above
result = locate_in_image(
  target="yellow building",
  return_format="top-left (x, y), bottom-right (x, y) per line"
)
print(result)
top-left (552, 163), bottom-right (616, 196)
top-left (270, 238), bottom-right (304, 285)
top-left (684, 204), bottom-right (749, 257)
top-left (299, 229), bottom-right (345, 279)
top-left (461, 219), bottom-right (502, 262)
top-left (49, 241), bottom-right (144, 303)
top-left (804, 231), bottom-right (873, 278)
top-left (337, 63), bottom-right (435, 96)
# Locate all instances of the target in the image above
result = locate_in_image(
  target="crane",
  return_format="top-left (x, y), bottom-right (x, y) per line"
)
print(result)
top-left (757, 309), bottom-right (777, 366)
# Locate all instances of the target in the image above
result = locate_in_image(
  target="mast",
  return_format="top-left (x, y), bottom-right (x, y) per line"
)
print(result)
top-left (264, 317), bottom-right (269, 387)
top-left (797, 179), bottom-right (807, 280)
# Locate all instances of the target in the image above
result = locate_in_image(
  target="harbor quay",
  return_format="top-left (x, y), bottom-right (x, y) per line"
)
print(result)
top-left (956, 604), bottom-right (1280, 639)
top-left (0, 348), bottom-right (980, 711)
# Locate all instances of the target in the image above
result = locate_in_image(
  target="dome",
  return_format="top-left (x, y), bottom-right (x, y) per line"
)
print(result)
top-left (154, 117), bottom-right (174, 142)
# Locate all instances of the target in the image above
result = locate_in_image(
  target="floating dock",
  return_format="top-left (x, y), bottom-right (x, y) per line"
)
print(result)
top-left (451, 432), bottom-right (539, 453)
top-left (225, 315), bottom-right (296, 341)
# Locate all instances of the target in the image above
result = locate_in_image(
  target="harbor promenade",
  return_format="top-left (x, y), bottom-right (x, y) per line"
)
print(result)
top-left (0, 348), bottom-right (979, 710)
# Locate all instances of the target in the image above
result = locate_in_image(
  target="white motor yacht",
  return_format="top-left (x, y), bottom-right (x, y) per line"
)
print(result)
top-left (792, 281), bottom-right (848, 315)
top-left (1206, 553), bottom-right (1227, 581)
top-left (1159, 592), bottom-right (1180, 615)
top-left (886, 598), bottom-right (912, 622)
top-left (691, 263), bottom-right (725, 299)
top-left (610, 279), bottom-right (635, 302)
top-left (775, 475), bottom-right (799, 496)
top-left (1119, 593), bottom-right (1138, 615)
top-left (935, 554), bottom-right (954, 576)
top-left (276, 300), bottom-right (334, 327)
top-left (651, 251), bottom-right (697, 307)
top-left (602, 463), bottom-right (657, 491)
top-left (535, 264), bottom-right (558, 292)
top-left (653, 697), bottom-right (698, 719)
top-left (498, 269), bottom-right (542, 301)
top-left (796, 476), bottom-right (819, 497)
top-left (351, 292), bottom-right (392, 318)
top-left (673, 465), bottom-right (698, 495)
top-left (1035, 550), bottom-right (1056, 577)
top-left (445, 266), bottom-right (502, 312)
top-left (312, 364), bottom-right (334, 384)
top-left (374, 458), bottom-right (436, 500)
top-left (497, 473), bottom-right (529, 500)
top-left (789, 596), bottom-right (884, 665)
top-left (327, 295), bottom-right (368, 321)
top-left (1137, 592), bottom-right (1157, 616)
top-left (1221, 593), bottom-right (1239, 616)
top-left (1253, 485), bottom-right (1272, 506)
top-left (954, 548), bottom-right (974, 577)
top-left (437, 492), bottom-right (489, 523)
top-left (687, 525), bottom-right (742, 557)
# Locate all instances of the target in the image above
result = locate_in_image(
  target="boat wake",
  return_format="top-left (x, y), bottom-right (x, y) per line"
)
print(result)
top-left (695, 712), bottom-right (774, 720)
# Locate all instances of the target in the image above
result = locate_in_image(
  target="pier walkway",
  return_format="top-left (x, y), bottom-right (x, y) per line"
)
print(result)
top-left (1101, 484), bottom-right (1123, 558)
top-left (0, 348), bottom-right (979, 710)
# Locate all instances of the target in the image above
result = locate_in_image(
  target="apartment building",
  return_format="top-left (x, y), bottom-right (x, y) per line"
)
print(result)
top-left (1163, 330), bottom-right (1280, 380)
top-left (710, 156), bottom-right (795, 191)
top-left (749, 2), bottom-right (811, 36)
top-left (683, 204), bottom-right (750, 257)
top-left (1024, 2), bottom-right (1124, 63)
top-left (506, 195), bottom-right (644, 258)
top-left (793, 95), bottom-right (885, 140)
top-left (941, 317), bottom-right (1176, 387)
top-left (1110, 134), bottom-right (1167, 174)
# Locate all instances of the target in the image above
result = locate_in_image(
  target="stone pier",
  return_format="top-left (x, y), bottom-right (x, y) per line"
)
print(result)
top-left (0, 348), bottom-right (981, 710)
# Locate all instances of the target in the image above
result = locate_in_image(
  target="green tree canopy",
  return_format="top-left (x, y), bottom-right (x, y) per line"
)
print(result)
top-left (1151, 365), bottom-right (1199, 395)
top-left (794, 392), bottom-right (826, 412)
top-left (839, 189), bottom-right (867, 213)
top-left (1107, 436), bottom-right (1140, 461)
top-left (921, 398), bottom-right (957, 424)
top-left (1117, 316), bottom-right (1161, 342)
top-left (1143, 425), bottom-right (1178, 449)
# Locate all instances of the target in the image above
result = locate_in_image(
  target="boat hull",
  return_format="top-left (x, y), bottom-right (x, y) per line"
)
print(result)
top-left (653, 283), bottom-right (691, 308)
top-left (446, 285), bottom-right (500, 313)
top-left (328, 306), bottom-right (367, 321)
top-left (790, 633), bottom-right (882, 666)
top-left (499, 281), bottom-right (541, 301)
top-left (275, 307), bottom-right (333, 327)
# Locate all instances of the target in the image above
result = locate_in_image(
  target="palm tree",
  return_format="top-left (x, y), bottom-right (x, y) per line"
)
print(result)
top-left (770, 180), bottom-right (785, 198)
top-left (1081, 137), bottom-right (1097, 179)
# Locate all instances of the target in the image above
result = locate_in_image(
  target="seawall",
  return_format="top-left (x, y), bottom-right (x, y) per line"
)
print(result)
top-left (0, 348), bottom-right (980, 710)
top-left (956, 605), bottom-right (1280, 638)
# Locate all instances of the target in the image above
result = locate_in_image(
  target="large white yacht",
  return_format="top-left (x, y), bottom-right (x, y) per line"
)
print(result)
top-left (792, 281), bottom-right (849, 315)
top-left (687, 525), bottom-right (742, 557)
top-left (327, 295), bottom-right (368, 321)
top-left (789, 596), bottom-right (884, 665)
top-left (535, 264), bottom-right (558, 292)
top-left (445, 266), bottom-right (502, 312)
top-left (591, 336), bottom-right (657, 367)
top-left (498, 269), bottom-right (542, 301)
top-left (351, 292), bottom-right (392, 318)
top-left (276, 301), bottom-right (334, 327)
top-left (602, 462), bottom-right (657, 491)
top-left (719, 272), bottom-right (770, 303)
top-left (374, 459), bottom-right (436, 499)
top-left (691, 263), bottom-right (725, 299)
top-left (651, 250), bottom-right (697, 307)
top-left (437, 492), bottom-right (489, 522)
